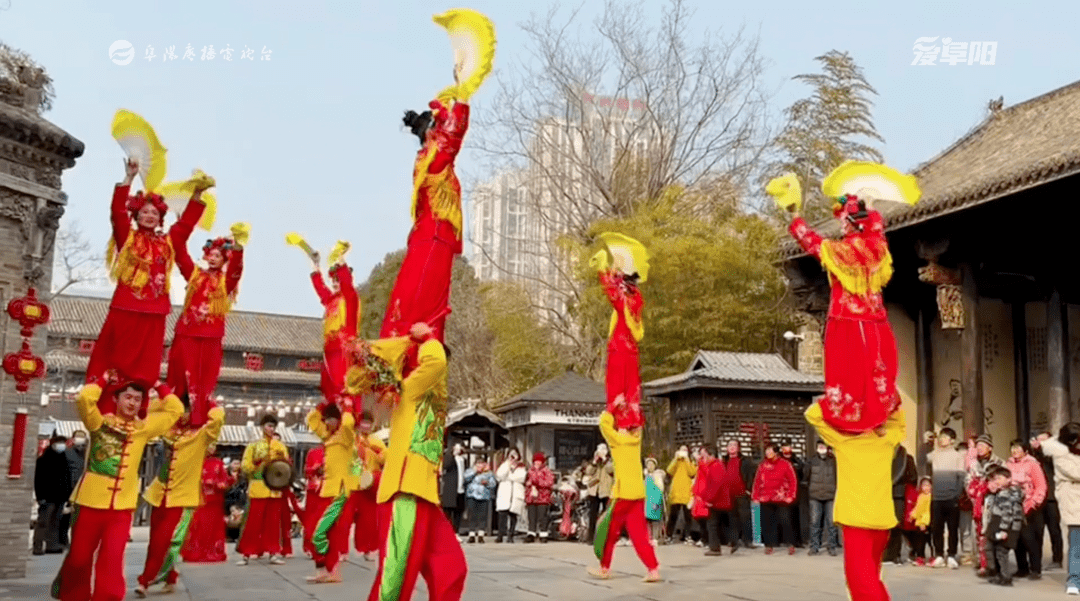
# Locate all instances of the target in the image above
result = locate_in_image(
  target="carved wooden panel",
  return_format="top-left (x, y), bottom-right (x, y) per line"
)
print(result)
top-left (1029, 326), bottom-right (1048, 372)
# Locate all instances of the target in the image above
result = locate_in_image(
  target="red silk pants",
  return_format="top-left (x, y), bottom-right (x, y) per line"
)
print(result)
top-left (52, 506), bottom-right (133, 601)
top-left (87, 308), bottom-right (166, 417)
top-left (842, 526), bottom-right (891, 601)
top-left (819, 318), bottom-right (900, 434)
top-left (166, 334), bottom-right (223, 426)
top-left (379, 236), bottom-right (454, 343)
top-left (599, 498), bottom-right (658, 571)
top-left (137, 505), bottom-right (192, 587)
top-left (366, 495), bottom-right (467, 601)
top-left (312, 492), bottom-right (358, 572)
top-left (353, 484), bottom-right (381, 553)
top-left (321, 338), bottom-right (348, 401)
top-left (304, 492), bottom-right (331, 556)
top-left (236, 497), bottom-right (285, 557)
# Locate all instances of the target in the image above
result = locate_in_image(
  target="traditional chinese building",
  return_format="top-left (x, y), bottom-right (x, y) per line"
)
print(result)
top-left (491, 371), bottom-right (607, 472)
top-left (642, 351), bottom-right (824, 459)
top-left (0, 82), bottom-right (83, 577)
top-left (781, 78), bottom-right (1080, 470)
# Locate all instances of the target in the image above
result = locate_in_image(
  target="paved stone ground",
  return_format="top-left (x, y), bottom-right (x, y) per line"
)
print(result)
top-left (1, 529), bottom-right (1073, 600)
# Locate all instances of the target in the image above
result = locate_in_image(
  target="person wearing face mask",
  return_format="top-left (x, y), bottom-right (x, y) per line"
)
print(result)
top-left (60, 430), bottom-right (89, 547)
top-left (166, 225), bottom-right (246, 427)
top-left (805, 441), bottom-right (838, 556)
top-left (87, 160), bottom-right (211, 416)
top-left (34, 435), bottom-right (73, 555)
top-left (51, 374), bottom-right (185, 601)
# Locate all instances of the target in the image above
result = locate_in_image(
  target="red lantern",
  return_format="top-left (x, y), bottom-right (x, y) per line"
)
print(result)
top-left (3, 341), bottom-right (46, 392)
top-left (6, 288), bottom-right (50, 338)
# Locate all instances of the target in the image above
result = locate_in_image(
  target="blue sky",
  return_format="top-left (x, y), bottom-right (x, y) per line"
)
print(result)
top-left (2, 0), bottom-right (1077, 317)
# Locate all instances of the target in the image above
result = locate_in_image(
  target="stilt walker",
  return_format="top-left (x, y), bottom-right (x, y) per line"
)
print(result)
top-left (306, 401), bottom-right (359, 584)
top-left (590, 232), bottom-right (649, 429)
top-left (51, 375), bottom-right (185, 601)
top-left (380, 9), bottom-right (496, 343)
top-left (166, 221), bottom-right (247, 426)
top-left (235, 415), bottom-right (291, 565)
top-left (771, 162), bottom-right (920, 434)
top-left (89, 111), bottom-right (215, 416)
top-left (135, 401), bottom-right (225, 596)
top-left (289, 236), bottom-right (361, 402)
top-left (769, 162), bottom-right (921, 601)
top-left (347, 325), bottom-right (466, 601)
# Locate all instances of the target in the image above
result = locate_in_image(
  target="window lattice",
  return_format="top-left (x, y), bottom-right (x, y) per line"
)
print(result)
top-left (981, 323), bottom-right (1000, 371)
top-left (713, 400), bottom-right (811, 459)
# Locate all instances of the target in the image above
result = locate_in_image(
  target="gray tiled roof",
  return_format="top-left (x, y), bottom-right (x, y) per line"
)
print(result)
top-left (49, 294), bottom-right (323, 356)
top-left (782, 78), bottom-right (1080, 258)
top-left (493, 371), bottom-right (605, 411)
top-left (643, 351), bottom-right (823, 394)
top-left (46, 351), bottom-right (320, 386)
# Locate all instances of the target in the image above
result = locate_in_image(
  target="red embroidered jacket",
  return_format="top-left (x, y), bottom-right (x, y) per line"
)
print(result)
top-left (751, 456), bottom-right (798, 505)
top-left (410, 100), bottom-right (469, 255)
top-left (311, 263), bottom-right (359, 344)
top-left (788, 216), bottom-right (888, 322)
top-left (174, 248), bottom-right (244, 339)
top-left (525, 465), bottom-right (556, 506)
top-left (109, 184), bottom-right (204, 314)
top-left (600, 270), bottom-right (643, 354)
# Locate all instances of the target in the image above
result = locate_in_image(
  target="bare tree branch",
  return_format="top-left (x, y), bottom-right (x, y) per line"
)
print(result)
top-left (49, 222), bottom-right (106, 300)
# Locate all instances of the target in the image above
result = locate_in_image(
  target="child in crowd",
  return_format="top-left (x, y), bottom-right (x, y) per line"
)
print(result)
top-left (644, 458), bottom-right (665, 546)
top-left (982, 465), bottom-right (1024, 586)
top-left (909, 477), bottom-right (932, 566)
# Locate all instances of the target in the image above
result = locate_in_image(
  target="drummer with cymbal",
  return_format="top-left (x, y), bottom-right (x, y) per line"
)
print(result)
top-left (236, 414), bottom-right (291, 566)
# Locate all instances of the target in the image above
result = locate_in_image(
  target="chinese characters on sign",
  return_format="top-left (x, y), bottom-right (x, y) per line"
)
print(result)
top-left (139, 44), bottom-right (272, 62)
top-left (912, 37), bottom-right (997, 66)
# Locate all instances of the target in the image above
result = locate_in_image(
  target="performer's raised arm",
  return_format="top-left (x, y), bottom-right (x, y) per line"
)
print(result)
top-left (309, 251), bottom-right (334, 304)
top-left (168, 190), bottom-right (206, 253)
top-left (111, 159), bottom-right (138, 248)
top-left (789, 215), bottom-right (825, 260)
top-left (226, 245), bottom-right (244, 295)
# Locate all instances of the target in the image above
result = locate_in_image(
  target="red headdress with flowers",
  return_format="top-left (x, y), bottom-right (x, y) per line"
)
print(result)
top-left (126, 191), bottom-right (169, 230)
top-left (202, 236), bottom-right (239, 261)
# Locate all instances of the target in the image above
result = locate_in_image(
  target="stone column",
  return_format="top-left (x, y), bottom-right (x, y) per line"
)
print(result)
top-left (1047, 287), bottom-right (1071, 434)
top-left (0, 98), bottom-right (84, 578)
top-left (959, 263), bottom-right (984, 439)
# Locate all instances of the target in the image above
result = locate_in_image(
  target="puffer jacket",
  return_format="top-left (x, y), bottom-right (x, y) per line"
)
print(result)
top-left (496, 460), bottom-right (527, 515)
top-left (464, 467), bottom-right (497, 501)
top-left (1006, 453), bottom-right (1047, 514)
top-left (666, 457), bottom-right (697, 505)
top-left (805, 453), bottom-right (837, 501)
top-left (982, 485), bottom-right (1024, 549)
top-left (1039, 437), bottom-right (1080, 526)
top-left (752, 456), bottom-right (797, 505)
top-left (525, 465), bottom-right (555, 506)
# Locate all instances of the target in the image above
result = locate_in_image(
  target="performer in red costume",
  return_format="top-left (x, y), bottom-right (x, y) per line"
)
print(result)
top-left (599, 269), bottom-right (644, 430)
top-left (380, 66), bottom-right (468, 343)
top-left (309, 248), bottom-right (361, 401)
top-left (167, 227), bottom-right (245, 426)
top-left (88, 159), bottom-right (210, 416)
top-left (181, 445), bottom-right (234, 563)
top-left (787, 195), bottom-right (900, 434)
top-left (302, 446), bottom-right (328, 558)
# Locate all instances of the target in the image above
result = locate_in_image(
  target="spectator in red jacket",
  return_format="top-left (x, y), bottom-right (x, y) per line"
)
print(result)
top-left (699, 445), bottom-right (731, 557)
top-left (691, 445), bottom-right (717, 548)
top-left (721, 440), bottom-right (757, 551)
top-left (525, 453), bottom-right (555, 543)
top-left (1007, 439), bottom-right (1048, 580)
top-left (753, 443), bottom-right (798, 555)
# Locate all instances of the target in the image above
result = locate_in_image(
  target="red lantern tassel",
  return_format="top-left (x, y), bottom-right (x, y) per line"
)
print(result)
top-left (8, 408), bottom-right (27, 479)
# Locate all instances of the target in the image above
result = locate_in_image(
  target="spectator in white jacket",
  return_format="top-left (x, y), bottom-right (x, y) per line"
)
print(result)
top-left (1033, 423), bottom-right (1080, 595)
top-left (496, 448), bottom-right (527, 543)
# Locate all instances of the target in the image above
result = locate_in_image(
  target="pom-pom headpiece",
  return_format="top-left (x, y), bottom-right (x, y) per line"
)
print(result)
top-left (127, 191), bottom-right (168, 229)
top-left (202, 237), bottom-right (238, 259)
